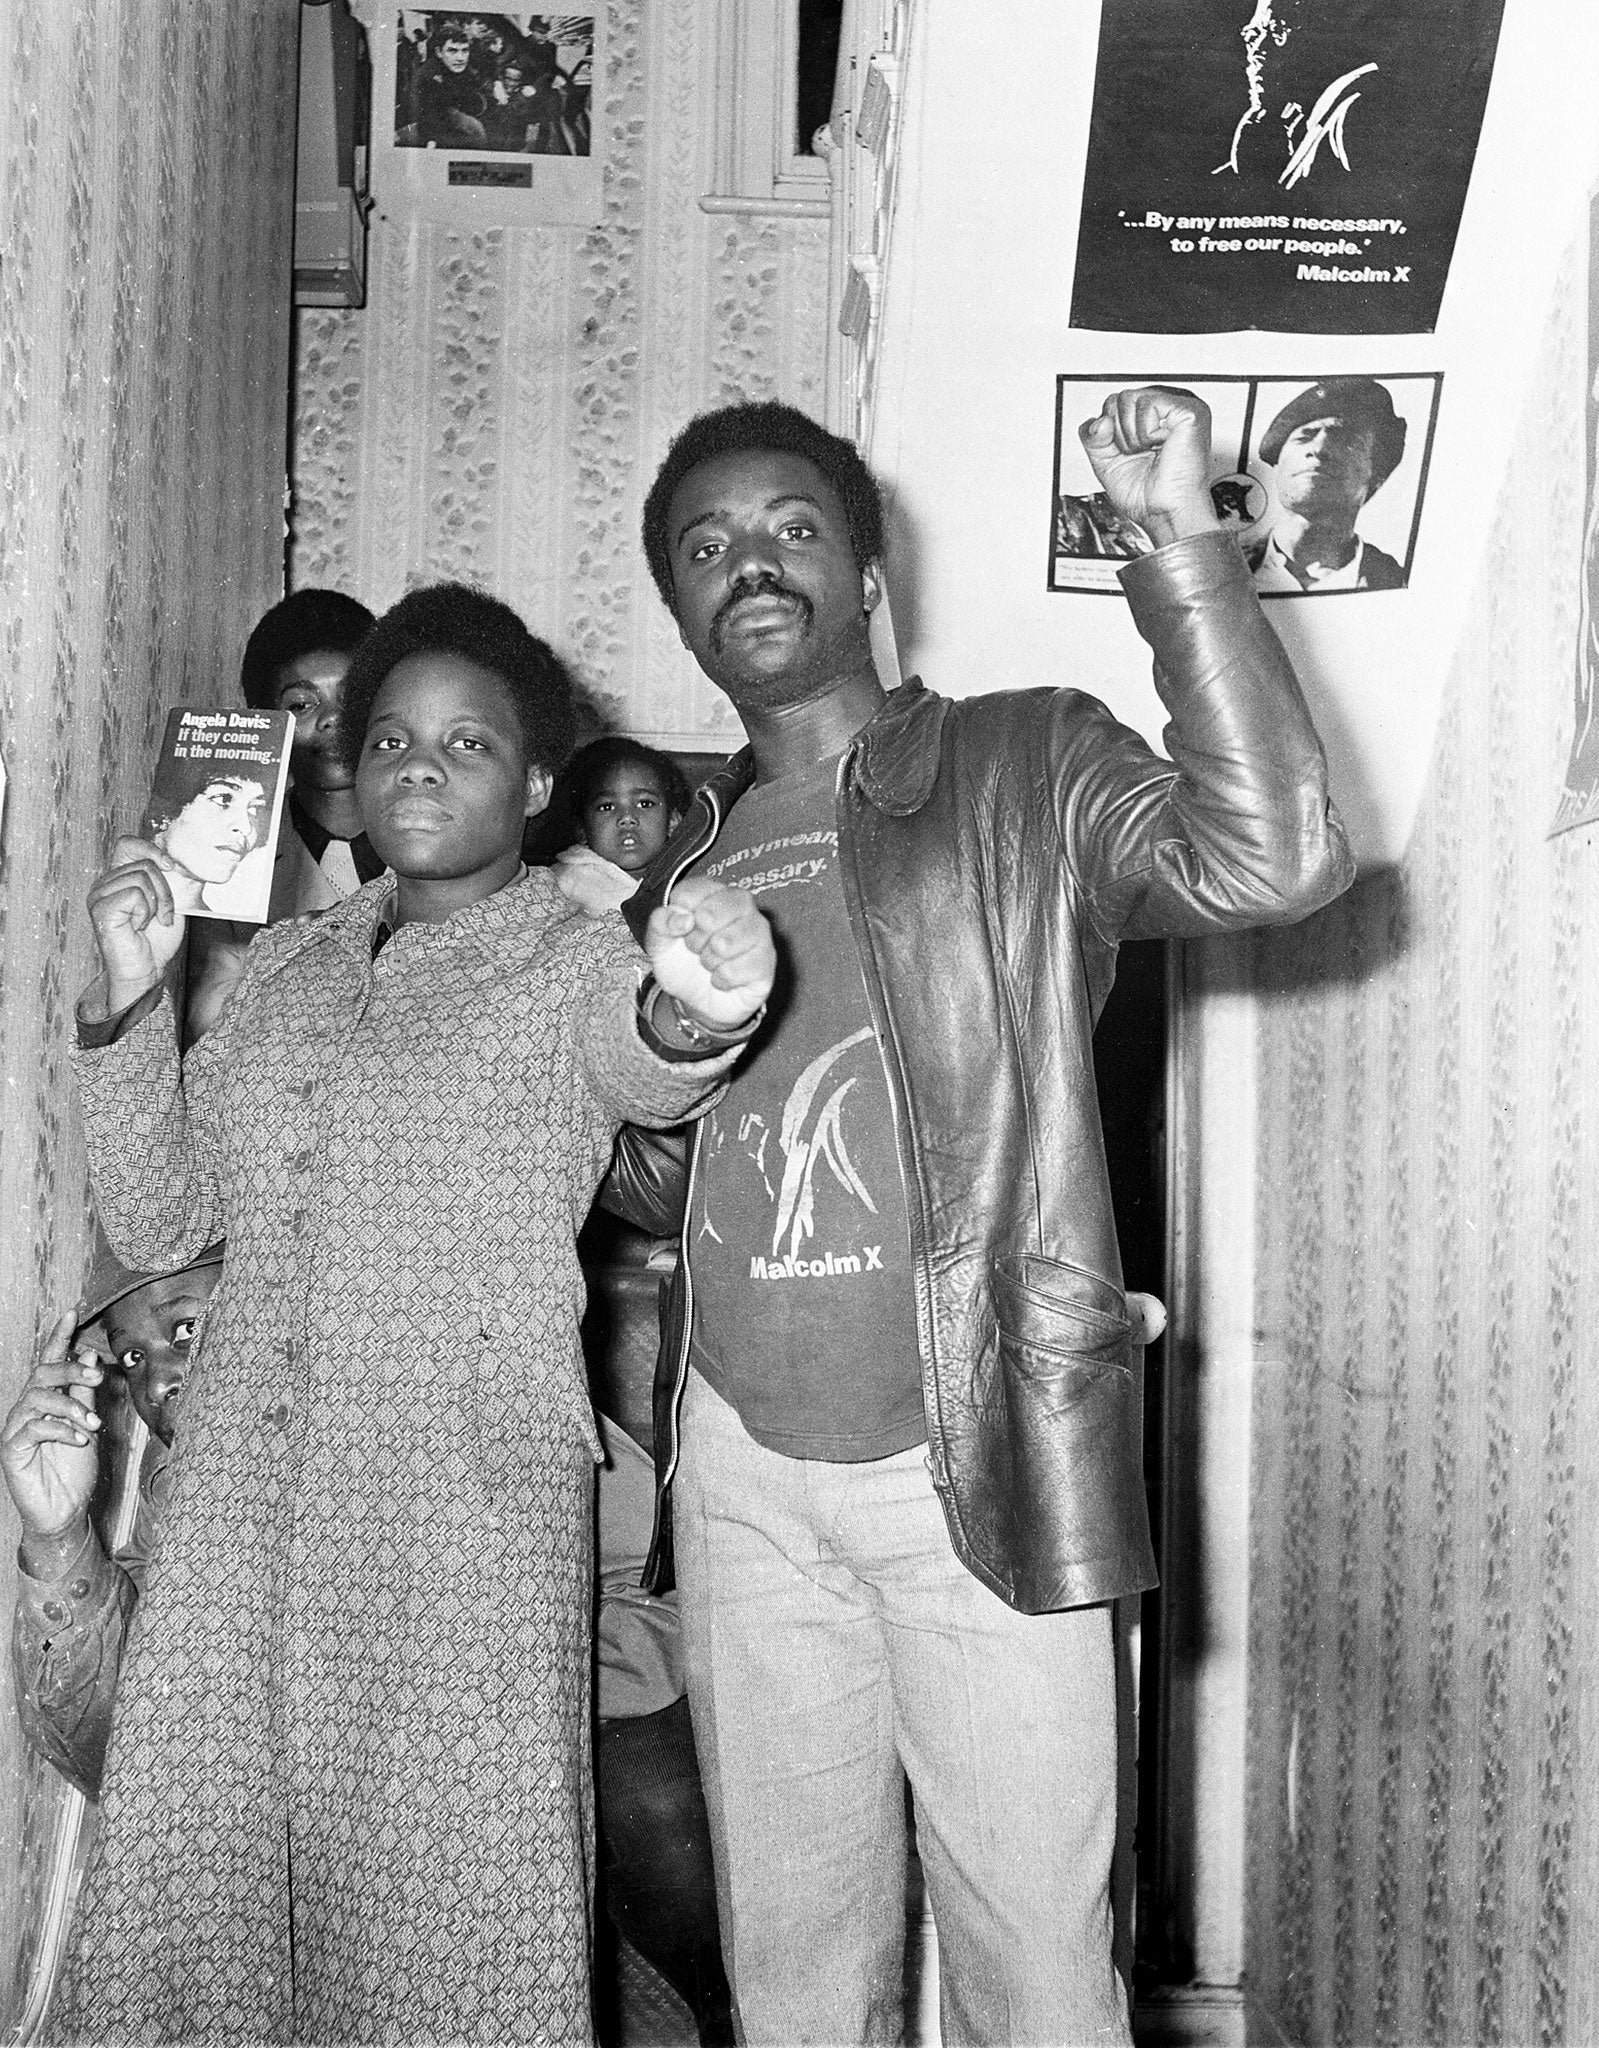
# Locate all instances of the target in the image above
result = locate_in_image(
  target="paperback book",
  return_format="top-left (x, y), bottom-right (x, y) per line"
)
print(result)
top-left (139, 706), bottom-right (294, 924)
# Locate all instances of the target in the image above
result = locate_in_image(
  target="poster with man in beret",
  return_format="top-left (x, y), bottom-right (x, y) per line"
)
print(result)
top-left (1049, 372), bottom-right (1440, 597)
top-left (1251, 377), bottom-right (1411, 591)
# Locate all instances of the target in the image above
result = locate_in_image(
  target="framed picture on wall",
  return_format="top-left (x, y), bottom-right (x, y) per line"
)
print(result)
top-left (369, 9), bottom-right (602, 226)
top-left (1048, 371), bottom-right (1442, 597)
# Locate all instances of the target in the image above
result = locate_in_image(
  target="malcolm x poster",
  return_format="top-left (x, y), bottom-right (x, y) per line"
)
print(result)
top-left (1070, 0), bottom-right (1506, 335)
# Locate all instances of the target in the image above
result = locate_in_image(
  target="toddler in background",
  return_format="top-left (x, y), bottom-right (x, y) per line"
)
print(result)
top-left (553, 730), bottom-right (733, 2039)
top-left (555, 736), bottom-right (690, 915)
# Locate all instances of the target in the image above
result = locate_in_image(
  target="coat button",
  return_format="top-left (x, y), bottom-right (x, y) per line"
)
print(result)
top-left (262, 1398), bottom-right (291, 1427)
top-left (68, 1579), bottom-right (90, 1599)
top-left (41, 1601), bottom-right (68, 1624)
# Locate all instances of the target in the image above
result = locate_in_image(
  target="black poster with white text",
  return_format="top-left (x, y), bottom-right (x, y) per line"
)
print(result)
top-left (1070, 0), bottom-right (1506, 335)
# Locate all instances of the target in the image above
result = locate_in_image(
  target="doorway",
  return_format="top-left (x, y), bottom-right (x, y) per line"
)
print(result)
top-left (1091, 938), bottom-right (1173, 1987)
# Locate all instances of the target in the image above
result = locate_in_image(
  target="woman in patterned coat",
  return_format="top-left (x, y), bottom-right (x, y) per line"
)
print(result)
top-left (45, 586), bottom-right (774, 2044)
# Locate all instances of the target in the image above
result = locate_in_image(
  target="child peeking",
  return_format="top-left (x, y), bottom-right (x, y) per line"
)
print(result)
top-left (3, 1245), bottom-right (224, 1801)
top-left (554, 735), bottom-right (691, 916)
top-left (62, 582), bottom-right (774, 2046)
top-left (240, 587), bottom-right (382, 911)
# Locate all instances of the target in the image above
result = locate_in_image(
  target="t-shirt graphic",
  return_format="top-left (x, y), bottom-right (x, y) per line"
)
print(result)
top-left (687, 764), bottom-right (925, 1461)
top-left (768, 1025), bottom-right (875, 1259)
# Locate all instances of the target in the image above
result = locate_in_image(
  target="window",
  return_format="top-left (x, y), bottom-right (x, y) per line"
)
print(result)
top-left (702, 0), bottom-right (846, 218)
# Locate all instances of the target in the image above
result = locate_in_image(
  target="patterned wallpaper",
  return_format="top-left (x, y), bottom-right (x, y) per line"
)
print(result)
top-left (0, 0), bottom-right (299, 1995)
top-left (1243, 246), bottom-right (1599, 2045)
top-left (291, 0), bottom-right (831, 751)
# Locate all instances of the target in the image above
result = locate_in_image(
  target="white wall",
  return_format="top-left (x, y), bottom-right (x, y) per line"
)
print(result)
top-left (868, 1), bottom-right (1599, 867)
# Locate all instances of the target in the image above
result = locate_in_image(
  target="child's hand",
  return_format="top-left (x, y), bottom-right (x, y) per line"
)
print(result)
top-left (1, 1312), bottom-right (103, 1560)
top-left (86, 836), bottom-right (188, 1014)
top-left (646, 876), bottom-right (775, 1030)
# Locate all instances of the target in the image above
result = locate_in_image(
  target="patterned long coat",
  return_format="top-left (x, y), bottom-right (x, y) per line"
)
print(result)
top-left (59, 872), bottom-right (733, 2045)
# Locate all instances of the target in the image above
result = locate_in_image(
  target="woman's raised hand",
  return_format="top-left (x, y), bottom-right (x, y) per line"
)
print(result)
top-left (85, 837), bottom-right (188, 1017)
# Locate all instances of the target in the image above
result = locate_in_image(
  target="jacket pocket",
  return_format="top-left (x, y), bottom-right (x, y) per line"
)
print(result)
top-left (986, 1253), bottom-right (1147, 1601)
top-left (990, 1252), bottom-right (1133, 1382)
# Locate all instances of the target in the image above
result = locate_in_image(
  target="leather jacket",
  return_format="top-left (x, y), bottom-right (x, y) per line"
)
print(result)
top-left (624, 531), bottom-right (1353, 1613)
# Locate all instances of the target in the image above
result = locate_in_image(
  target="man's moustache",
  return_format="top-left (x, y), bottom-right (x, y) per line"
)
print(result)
top-left (710, 579), bottom-right (811, 648)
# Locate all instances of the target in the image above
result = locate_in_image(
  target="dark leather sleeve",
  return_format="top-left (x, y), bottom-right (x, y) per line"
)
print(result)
top-left (640, 1257), bottom-right (688, 1597)
top-left (1052, 528), bottom-right (1355, 943)
top-left (596, 1126), bottom-right (689, 1239)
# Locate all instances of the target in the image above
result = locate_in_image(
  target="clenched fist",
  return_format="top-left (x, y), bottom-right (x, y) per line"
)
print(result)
top-left (645, 875), bottom-right (775, 1032)
top-left (1079, 386), bottom-right (1219, 549)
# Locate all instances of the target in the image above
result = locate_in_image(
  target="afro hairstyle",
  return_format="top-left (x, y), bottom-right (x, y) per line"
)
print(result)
top-left (640, 401), bottom-right (884, 612)
top-left (561, 734), bottom-right (692, 822)
top-left (147, 767), bottom-right (267, 840)
top-left (240, 589), bottom-right (376, 709)
top-left (336, 582), bottom-right (576, 778)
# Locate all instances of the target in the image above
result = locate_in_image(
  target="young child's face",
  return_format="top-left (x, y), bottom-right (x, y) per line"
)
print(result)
top-left (356, 652), bottom-right (550, 888)
top-left (100, 1266), bottom-right (221, 1447)
top-left (583, 763), bottom-right (679, 875)
top-left (274, 649), bottom-right (355, 794)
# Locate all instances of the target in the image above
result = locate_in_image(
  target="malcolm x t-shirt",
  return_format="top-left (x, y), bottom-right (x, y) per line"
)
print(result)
top-left (686, 762), bottom-right (925, 1461)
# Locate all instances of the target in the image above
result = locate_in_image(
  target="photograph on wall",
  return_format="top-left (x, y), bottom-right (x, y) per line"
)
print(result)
top-left (1069, 0), bottom-right (1506, 336)
top-left (372, 10), bottom-right (601, 226)
top-left (1552, 188), bottom-right (1599, 837)
top-left (1048, 373), bottom-right (1442, 597)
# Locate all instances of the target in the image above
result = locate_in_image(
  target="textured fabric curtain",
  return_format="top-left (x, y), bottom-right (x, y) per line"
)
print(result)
top-left (0, 0), bottom-right (300, 1998)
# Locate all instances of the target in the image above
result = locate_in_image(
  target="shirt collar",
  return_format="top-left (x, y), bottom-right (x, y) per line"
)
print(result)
top-left (288, 791), bottom-right (387, 884)
top-left (1261, 530), bottom-right (1365, 591)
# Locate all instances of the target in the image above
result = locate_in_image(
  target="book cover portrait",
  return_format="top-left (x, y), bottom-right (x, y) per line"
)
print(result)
top-left (140, 708), bottom-right (294, 924)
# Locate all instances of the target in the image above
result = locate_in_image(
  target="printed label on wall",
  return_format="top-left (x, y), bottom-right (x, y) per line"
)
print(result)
top-left (1069, 0), bottom-right (1506, 335)
top-left (1049, 373), bottom-right (1442, 596)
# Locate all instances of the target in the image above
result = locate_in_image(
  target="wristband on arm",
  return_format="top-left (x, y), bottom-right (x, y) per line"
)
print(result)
top-left (635, 972), bottom-right (765, 1062)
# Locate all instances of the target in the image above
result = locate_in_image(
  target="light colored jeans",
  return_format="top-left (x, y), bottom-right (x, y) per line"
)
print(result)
top-left (674, 1368), bottom-right (1131, 2048)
